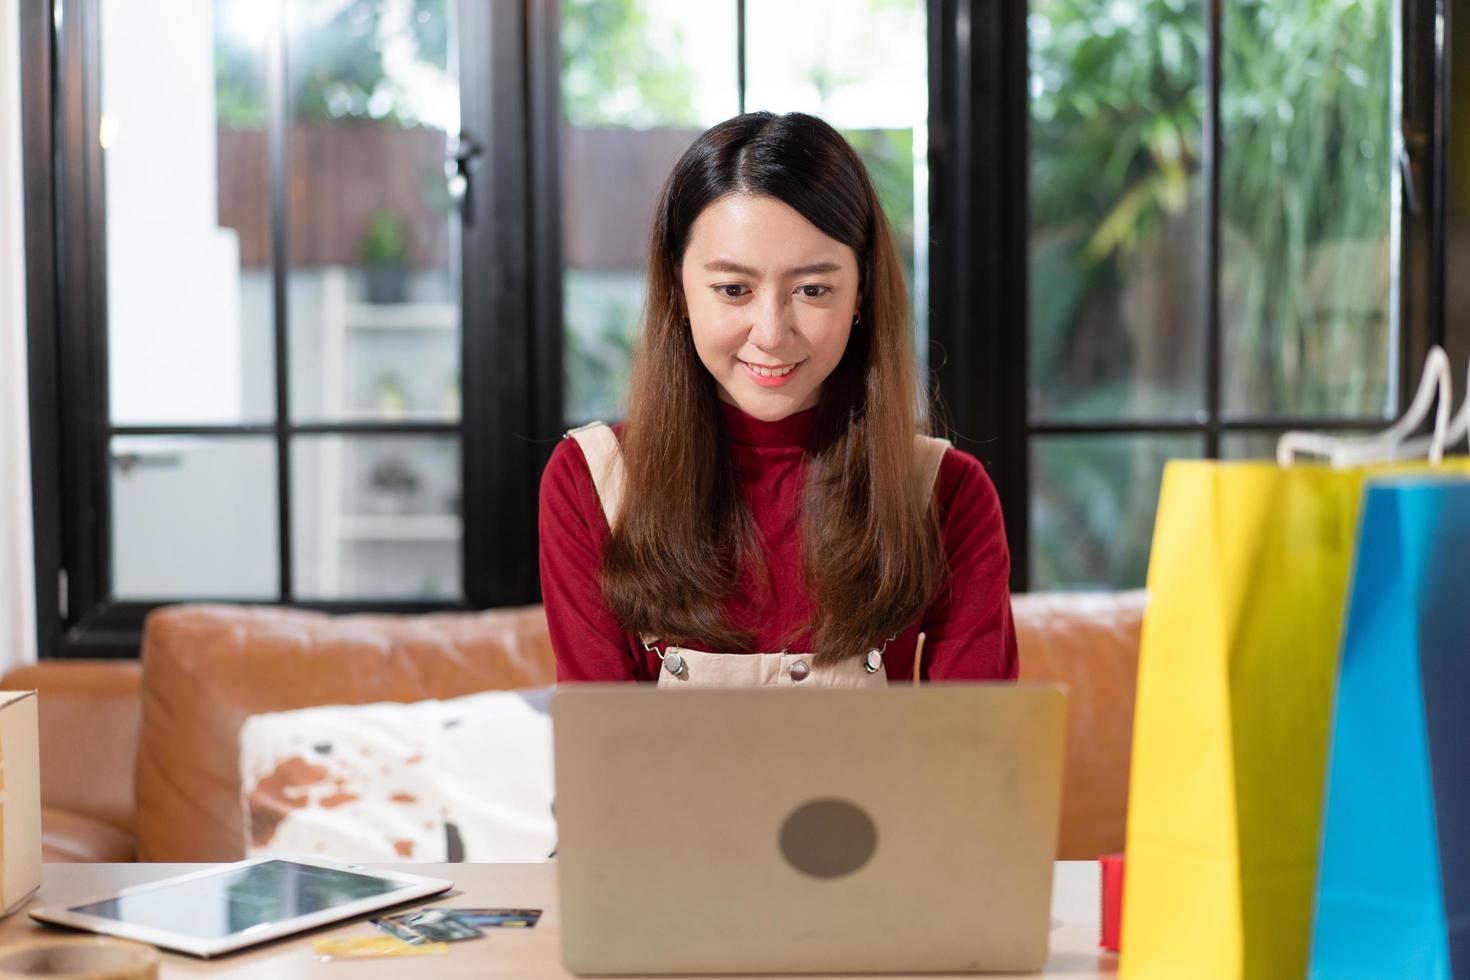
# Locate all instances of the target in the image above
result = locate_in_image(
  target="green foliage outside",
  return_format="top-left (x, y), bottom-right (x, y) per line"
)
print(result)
top-left (1029, 0), bottom-right (1206, 422)
top-left (1029, 0), bottom-right (1391, 588)
top-left (558, 0), bottom-right (695, 422)
top-left (1219, 0), bottom-right (1392, 416)
top-left (843, 128), bottom-right (917, 279)
top-left (215, 0), bottom-right (449, 127)
top-left (563, 274), bottom-right (640, 425)
top-left (1030, 435), bottom-right (1201, 589)
top-left (560, 0), bottom-right (700, 128)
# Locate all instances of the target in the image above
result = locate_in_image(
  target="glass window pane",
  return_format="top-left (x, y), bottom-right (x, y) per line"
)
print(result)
top-left (1030, 433), bottom-right (1204, 589)
top-left (101, 0), bottom-right (276, 426)
top-left (562, 0), bottom-right (737, 130)
top-left (292, 435), bottom-right (461, 600)
top-left (745, 0), bottom-right (929, 368)
top-left (1028, 0), bottom-right (1206, 422)
top-left (560, 0), bottom-right (739, 424)
top-left (111, 437), bottom-right (279, 598)
top-left (285, 0), bottom-right (463, 425)
top-left (1221, 428), bottom-right (1380, 460)
top-left (1220, 432), bottom-right (1280, 460)
top-left (1221, 0), bottom-right (1394, 417)
top-left (744, 0), bottom-right (926, 129)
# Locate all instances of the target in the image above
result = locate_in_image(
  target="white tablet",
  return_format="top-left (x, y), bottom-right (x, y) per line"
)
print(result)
top-left (29, 856), bottom-right (452, 958)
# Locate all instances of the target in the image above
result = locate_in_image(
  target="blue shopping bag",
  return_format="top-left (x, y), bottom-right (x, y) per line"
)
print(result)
top-left (1310, 476), bottom-right (1470, 979)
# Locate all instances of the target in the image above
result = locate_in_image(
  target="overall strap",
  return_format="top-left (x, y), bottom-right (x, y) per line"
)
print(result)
top-left (565, 422), bottom-right (655, 649)
top-left (565, 421), bottom-right (626, 531)
top-left (915, 434), bottom-right (951, 497)
top-left (911, 434), bottom-right (951, 686)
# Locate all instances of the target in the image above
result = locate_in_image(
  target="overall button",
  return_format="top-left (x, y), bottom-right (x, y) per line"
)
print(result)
top-left (789, 659), bottom-right (811, 682)
top-left (864, 649), bottom-right (883, 673)
top-left (664, 651), bottom-right (686, 676)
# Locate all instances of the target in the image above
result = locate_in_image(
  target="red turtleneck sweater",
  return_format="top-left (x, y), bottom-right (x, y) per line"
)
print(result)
top-left (538, 402), bottom-right (1019, 683)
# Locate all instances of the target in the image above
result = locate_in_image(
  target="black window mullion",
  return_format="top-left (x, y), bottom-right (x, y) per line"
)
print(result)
top-left (54, 0), bottom-right (112, 627)
top-left (929, 0), bottom-right (1030, 590)
top-left (1398, 0), bottom-right (1441, 413)
top-left (737, 0), bottom-right (747, 114)
top-left (459, 0), bottom-right (547, 609)
top-left (110, 424), bottom-right (461, 438)
top-left (1029, 417), bottom-right (1397, 437)
top-left (1438, 0), bottom-right (1470, 379)
top-left (22, 0), bottom-right (63, 658)
top-left (1429, 0), bottom-right (1448, 353)
top-left (528, 0), bottom-right (564, 514)
top-left (268, 1), bottom-right (294, 602)
top-left (1203, 0), bottom-right (1223, 459)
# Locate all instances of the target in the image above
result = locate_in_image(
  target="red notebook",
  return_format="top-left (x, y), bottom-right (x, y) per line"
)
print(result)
top-left (1099, 853), bottom-right (1124, 952)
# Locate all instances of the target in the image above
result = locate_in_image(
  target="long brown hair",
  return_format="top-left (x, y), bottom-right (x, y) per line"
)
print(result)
top-left (602, 111), bottom-right (941, 667)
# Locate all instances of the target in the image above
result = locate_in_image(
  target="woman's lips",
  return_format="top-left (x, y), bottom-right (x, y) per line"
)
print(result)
top-left (740, 359), bottom-right (802, 388)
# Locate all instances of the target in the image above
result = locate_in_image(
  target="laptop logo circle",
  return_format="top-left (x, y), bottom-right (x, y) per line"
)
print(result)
top-left (779, 798), bottom-right (878, 878)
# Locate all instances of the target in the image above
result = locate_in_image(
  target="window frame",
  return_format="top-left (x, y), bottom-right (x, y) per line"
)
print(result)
top-left (23, 0), bottom-right (1463, 656)
top-left (932, 0), bottom-right (1459, 591)
top-left (24, 0), bottom-right (565, 657)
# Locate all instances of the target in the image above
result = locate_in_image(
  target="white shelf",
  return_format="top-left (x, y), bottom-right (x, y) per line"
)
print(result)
top-left (314, 268), bottom-right (462, 598)
top-left (338, 514), bottom-right (461, 541)
top-left (343, 302), bottom-right (458, 331)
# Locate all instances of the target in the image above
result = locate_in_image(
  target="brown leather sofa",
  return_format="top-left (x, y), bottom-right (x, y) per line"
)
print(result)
top-left (2, 592), bottom-right (1144, 864)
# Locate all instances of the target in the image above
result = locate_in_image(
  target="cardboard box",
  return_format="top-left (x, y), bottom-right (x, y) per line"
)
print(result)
top-left (0, 692), bottom-right (39, 914)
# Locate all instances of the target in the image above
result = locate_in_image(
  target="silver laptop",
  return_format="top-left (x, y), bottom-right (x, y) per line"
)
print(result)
top-left (552, 683), bottom-right (1066, 975)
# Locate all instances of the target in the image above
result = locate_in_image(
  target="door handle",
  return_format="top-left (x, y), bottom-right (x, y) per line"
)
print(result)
top-left (446, 132), bottom-right (484, 226)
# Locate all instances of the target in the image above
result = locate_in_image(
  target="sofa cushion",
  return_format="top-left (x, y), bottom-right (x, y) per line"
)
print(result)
top-left (42, 806), bottom-right (137, 863)
top-left (240, 689), bottom-right (555, 863)
top-left (135, 604), bottom-right (556, 862)
top-left (0, 661), bottom-right (141, 835)
top-left (1015, 589), bottom-right (1146, 859)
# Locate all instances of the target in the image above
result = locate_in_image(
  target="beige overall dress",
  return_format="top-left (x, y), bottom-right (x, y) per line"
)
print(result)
top-left (566, 422), bottom-right (951, 689)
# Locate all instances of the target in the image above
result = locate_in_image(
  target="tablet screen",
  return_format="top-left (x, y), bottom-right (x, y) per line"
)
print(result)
top-left (68, 860), bottom-right (411, 940)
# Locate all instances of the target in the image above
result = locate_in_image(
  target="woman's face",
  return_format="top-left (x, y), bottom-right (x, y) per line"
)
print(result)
top-left (679, 193), bottom-right (859, 421)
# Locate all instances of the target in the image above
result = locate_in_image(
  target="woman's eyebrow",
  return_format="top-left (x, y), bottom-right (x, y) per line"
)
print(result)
top-left (704, 259), bottom-right (843, 276)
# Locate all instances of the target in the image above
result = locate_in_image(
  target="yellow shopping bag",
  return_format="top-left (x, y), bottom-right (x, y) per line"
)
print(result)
top-left (1121, 458), bottom-right (1470, 979)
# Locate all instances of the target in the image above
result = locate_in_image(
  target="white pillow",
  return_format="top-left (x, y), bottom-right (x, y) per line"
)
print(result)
top-left (239, 688), bottom-right (556, 863)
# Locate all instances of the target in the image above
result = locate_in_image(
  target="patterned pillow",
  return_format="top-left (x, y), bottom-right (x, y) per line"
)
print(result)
top-left (239, 689), bottom-right (555, 863)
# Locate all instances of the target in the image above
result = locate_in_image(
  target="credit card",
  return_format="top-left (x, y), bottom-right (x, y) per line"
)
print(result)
top-left (376, 908), bottom-right (483, 942)
top-left (369, 917), bottom-right (427, 944)
top-left (316, 936), bottom-right (448, 959)
top-left (446, 907), bottom-right (543, 929)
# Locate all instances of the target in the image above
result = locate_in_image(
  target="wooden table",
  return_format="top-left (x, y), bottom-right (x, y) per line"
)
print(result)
top-left (0, 862), bottom-right (1118, 978)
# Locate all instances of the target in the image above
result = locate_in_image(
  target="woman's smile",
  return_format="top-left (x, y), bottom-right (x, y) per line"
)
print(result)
top-left (740, 359), bottom-right (803, 386)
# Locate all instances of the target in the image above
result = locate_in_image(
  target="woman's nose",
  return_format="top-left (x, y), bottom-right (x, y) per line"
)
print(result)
top-left (748, 292), bottom-right (794, 350)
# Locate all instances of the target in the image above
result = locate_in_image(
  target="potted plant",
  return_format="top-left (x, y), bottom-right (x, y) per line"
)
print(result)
top-left (359, 210), bottom-right (410, 303)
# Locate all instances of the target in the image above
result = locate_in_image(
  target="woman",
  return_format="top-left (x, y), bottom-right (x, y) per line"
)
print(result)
top-left (539, 111), bottom-right (1017, 686)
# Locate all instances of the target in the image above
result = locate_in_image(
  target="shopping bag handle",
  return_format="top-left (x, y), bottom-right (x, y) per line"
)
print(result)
top-left (1367, 351), bottom-right (1470, 462)
top-left (1276, 346), bottom-right (1452, 468)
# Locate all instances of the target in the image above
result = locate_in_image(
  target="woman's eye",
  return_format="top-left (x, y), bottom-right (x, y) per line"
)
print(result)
top-left (798, 284), bottom-right (832, 298)
top-left (717, 284), bottom-right (749, 298)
